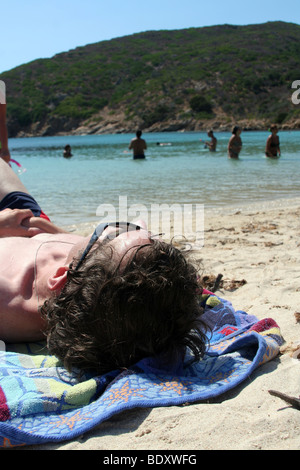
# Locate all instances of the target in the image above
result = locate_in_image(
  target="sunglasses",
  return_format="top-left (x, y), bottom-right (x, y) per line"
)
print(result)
top-left (74, 221), bottom-right (143, 271)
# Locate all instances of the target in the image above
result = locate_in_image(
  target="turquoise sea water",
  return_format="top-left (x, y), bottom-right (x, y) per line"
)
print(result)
top-left (8, 130), bottom-right (300, 227)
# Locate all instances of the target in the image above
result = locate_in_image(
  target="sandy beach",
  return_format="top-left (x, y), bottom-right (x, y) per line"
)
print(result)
top-left (28, 197), bottom-right (300, 451)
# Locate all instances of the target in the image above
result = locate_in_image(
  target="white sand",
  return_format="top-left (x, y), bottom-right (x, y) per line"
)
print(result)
top-left (30, 198), bottom-right (300, 450)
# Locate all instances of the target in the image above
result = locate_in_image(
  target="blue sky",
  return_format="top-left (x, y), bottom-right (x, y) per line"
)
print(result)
top-left (0, 0), bottom-right (299, 73)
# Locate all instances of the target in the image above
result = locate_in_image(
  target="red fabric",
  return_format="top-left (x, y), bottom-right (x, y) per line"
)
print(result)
top-left (39, 210), bottom-right (50, 221)
top-left (0, 387), bottom-right (10, 421)
top-left (219, 326), bottom-right (238, 336)
top-left (202, 288), bottom-right (214, 295)
top-left (250, 318), bottom-right (279, 333)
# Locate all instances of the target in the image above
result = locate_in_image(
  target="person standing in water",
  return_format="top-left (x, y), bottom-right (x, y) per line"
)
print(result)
top-left (129, 130), bottom-right (147, 159)
top-left (265, 125), bottom-right (281, 158)
top-left (228, 126), bottom-right (242, 159)
top-left (205, 130), bottom-right (217, 152)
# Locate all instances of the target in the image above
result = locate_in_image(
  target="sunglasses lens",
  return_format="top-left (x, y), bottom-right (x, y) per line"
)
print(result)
top-left (104, 223), bottom-right (141, 240)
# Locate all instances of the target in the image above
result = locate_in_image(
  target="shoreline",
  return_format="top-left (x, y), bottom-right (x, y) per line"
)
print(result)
top-left (11, 119), bottom-right (300, 139)
top-left (10, 126), bottom-right (300, 140)
top-left (64, 195), bottom-right (300, 236)
top-left (32, 195), bottom-right (300, 450)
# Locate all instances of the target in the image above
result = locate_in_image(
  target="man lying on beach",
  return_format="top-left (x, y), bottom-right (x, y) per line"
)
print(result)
top-left (0, 157), bottom-right (207, 373)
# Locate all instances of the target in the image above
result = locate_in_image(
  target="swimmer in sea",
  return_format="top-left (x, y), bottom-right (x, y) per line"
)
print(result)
top-left (228, 126), bottom-right (242, 159)
top-left (205, 130), bottom-right (217, 152)
top-left (265, 125), bottom-right (281, 158)
top-left (63, 145), bottom-right (72, 158)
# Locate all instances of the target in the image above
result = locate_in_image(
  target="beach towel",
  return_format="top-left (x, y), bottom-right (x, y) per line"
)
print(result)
top-left (0, 291), bottom-right (283, 448)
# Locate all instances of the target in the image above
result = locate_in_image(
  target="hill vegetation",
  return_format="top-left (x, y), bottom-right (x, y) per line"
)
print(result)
top-left (1, 21), bottom-right (300, 136)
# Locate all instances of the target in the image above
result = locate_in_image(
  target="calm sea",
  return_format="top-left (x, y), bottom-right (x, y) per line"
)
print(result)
top-left (8, 130), bottom-right (300, 227)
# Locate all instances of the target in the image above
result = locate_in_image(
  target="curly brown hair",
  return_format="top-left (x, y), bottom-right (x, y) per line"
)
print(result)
top-left (41, 239), bottom-right (207, 373)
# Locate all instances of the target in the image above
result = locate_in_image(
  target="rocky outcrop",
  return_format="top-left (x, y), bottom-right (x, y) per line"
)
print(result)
top-left (12, 107), bottom-right (300, 138)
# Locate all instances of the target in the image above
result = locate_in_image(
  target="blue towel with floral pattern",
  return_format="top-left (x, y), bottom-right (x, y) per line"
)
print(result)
top-left (0, 293), bottom-right (283, 448)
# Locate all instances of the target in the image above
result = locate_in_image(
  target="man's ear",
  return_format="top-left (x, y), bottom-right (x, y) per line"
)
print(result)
top-left (47, 266), bottom-right (69, 292)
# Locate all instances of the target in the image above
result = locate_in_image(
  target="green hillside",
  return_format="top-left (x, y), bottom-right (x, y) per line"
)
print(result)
top-left (1, 21), bottom-right (300, 136)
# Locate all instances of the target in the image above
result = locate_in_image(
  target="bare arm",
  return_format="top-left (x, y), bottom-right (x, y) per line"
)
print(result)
top-left (0, 208), bottom-right (67, 237)
top-left (265, 135), bottom-right (272, 156)
top-left (0, 104), bottom-right (10, 163)
top-left (227, 135), bottom-right (234, 151)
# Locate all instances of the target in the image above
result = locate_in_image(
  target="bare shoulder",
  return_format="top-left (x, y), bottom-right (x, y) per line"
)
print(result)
top-left (32, 232), bottom-right (84, 243)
